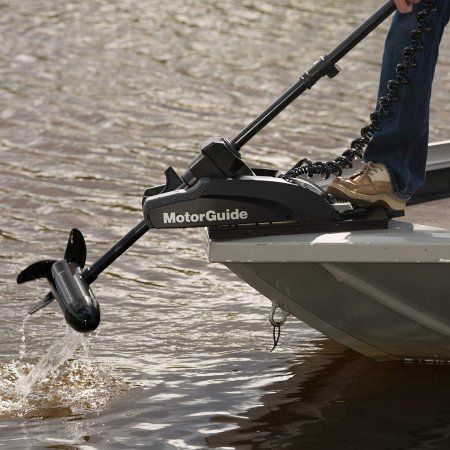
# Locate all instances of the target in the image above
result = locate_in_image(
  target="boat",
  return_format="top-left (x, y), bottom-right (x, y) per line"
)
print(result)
top-left (204, 141), bottom-right (450, 362)
top-left (17, 2), bottom-right (450, 363)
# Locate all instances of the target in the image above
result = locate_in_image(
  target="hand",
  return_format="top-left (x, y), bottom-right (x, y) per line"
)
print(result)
top-left (395, 0), bottom-right (422, 13)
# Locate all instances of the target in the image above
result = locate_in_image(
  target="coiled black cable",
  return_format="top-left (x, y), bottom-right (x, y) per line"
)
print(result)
top-left (283, 0), bottom-right (436, 180)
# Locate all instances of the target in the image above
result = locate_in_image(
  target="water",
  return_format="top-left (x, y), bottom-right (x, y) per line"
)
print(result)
top-left (1, 0), bottom-right (450, 448)
top-left (15, 326), bottom-right (85, 398)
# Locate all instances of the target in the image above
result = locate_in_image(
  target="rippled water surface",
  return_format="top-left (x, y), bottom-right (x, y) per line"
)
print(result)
top-left (2, 1), bottom-right (450, 448)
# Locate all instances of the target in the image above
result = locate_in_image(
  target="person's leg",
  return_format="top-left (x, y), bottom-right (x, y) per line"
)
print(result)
top-left (328, 0), bottom-right (450, 210)
top-left (364, 0), bottom-right (450, 199)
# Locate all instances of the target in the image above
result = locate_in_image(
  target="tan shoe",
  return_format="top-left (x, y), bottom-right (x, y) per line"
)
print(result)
top-left (326, 162), bottom-right (406, 212)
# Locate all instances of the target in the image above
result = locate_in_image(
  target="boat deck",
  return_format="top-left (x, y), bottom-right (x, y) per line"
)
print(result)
top-left (401, 197), bottom-right (450, 229)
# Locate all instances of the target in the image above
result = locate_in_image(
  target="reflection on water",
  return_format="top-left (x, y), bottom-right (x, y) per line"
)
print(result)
top-left (1, 0), bottom-right (450, 448)
top-left (208, 341), bottom-right (450, 450)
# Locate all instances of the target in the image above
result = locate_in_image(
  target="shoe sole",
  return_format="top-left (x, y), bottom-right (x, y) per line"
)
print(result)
top-left (327, 184), bottom-right (406, 212)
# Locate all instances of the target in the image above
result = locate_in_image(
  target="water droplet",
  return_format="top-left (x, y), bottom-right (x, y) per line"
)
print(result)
top-left (18, 314), bottom-right (30, 361)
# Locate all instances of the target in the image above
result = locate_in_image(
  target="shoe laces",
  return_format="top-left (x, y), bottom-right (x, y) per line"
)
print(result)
top-left (351, 161), bottom-right (384, 179)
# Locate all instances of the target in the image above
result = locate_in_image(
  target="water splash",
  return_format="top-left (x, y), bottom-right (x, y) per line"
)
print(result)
top-left (0, 325), bottom-right (129, 420)
top-left (0, 360), bottom-right (129, 420)
top-left (15, 326), bottom-right (84, 397)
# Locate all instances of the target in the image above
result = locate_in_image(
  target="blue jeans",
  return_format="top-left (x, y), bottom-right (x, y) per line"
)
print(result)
top-left (363, 0), bottom-right (450, 199)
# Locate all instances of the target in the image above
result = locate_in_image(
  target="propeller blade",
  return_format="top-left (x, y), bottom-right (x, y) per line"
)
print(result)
top-left (27, 291), bottom-right (55, 315)
top-left (64, 228), bottom-right (87, 268)
top-left (17, 260), bottom-right (56, 284)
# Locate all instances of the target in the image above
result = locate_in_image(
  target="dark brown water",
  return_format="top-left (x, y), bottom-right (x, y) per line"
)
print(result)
top-left (1, 1), bottom-right (450, 448)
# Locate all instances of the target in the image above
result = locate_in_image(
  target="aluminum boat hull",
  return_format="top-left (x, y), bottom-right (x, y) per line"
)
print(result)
top-left (206, 222), bottom-right (450, 361)
top-left (204, 141), bottom-right (450, 361)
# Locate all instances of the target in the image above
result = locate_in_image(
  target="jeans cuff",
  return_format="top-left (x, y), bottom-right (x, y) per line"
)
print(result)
top-left (384, 165), bottom-right (411, 200)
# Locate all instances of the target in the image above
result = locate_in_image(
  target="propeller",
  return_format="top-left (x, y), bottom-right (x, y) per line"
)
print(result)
top-left (17, 229), bottom-right (100, 333)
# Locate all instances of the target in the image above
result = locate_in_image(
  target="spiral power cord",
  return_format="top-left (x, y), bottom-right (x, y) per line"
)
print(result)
top-left (284, 0), bottom-right (436, 180)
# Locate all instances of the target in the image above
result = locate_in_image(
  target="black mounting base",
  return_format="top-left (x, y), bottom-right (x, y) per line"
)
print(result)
top-left (207, 218), bottom-right (390, 240)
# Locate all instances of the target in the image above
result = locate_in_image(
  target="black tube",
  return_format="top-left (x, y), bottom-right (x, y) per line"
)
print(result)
top-left (231, 0), bottom-right (396, 150)
top-left (82, 220), bottom-right (149, 285)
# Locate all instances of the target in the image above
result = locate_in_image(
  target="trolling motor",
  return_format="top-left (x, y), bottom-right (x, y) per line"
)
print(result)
top-left (17, 229), bottom-right (100, 333)
top-left (17, 0), bottom-right (433, 333)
